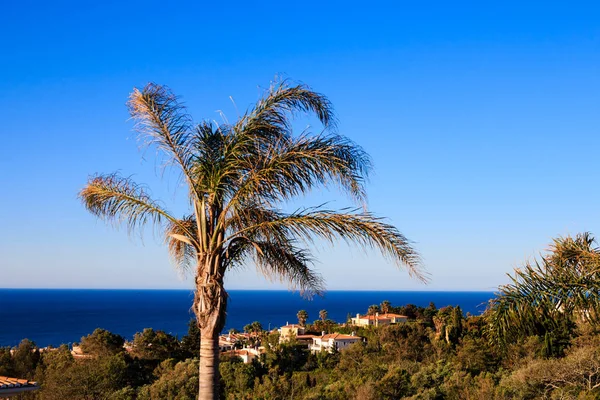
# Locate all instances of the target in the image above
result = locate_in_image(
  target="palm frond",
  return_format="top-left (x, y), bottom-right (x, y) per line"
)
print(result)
top-left (235, 81), bottom-right (336, 142)
top-left (191, 122), bottom-right (239, 198)
top-left (486, 233), bottom-right (600, 347)
top-left (79, 174), bottom-right (196, 246)
top-left (546, 232), bottom-right (600, 270)
top-left (222, 237), bottom-right (254, 270)
top-left (223, 236), bottom-right (323, 297)
top-left (227, 207), bottom-right (425, 282)
top-left (166, 215), bottom-right (199, 273)
top-left (253, 240), bottom-right (323, 298)
top-left (128, 83), bottom-right (200, 199)
top-left (227, 133), bottom-right (371, 209)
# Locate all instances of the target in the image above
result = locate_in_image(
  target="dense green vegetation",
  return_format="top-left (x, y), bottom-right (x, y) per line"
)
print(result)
top-left (3, 304), bottom-right (600, 399)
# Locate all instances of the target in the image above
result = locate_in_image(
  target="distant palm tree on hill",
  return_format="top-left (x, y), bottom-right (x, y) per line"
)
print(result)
top-left (367, 304), bottom-right (380, 315)
top-left (319, 309), bottom-right (328, 322)
top-left (79, 80), bottom-right (424, 400)
top-left (380, 300), bottom-right (391, 314)
top-left (297, 310), bottom-right (309, 326)
top-left (243, 321), bottom-right (263, 334)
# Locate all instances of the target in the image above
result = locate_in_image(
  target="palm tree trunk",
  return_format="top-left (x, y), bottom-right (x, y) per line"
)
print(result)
top-left (199, 324), bottom-right (219, 400)
top-left (195, 260), bottom-right (227, 400)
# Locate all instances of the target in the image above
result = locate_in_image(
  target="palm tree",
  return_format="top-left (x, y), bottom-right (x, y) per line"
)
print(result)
top-left (380, 300), bottom-right (391, 314)
top-left (319, 309), bottom-right (328, 322)
top-left (367, 304), bottom-right (380, 315)
top-left (486, 232), bottom-right (600, 348)
top-left (297, 310), bottom-right (308, 326)
top-left (79, 81), bottom-right (425, 400)
top-left (243, 321), bottom-right (263, 334)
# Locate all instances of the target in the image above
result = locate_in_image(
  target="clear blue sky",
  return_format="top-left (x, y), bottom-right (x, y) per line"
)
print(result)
top-left (1, 1), bottom-right (599, 291)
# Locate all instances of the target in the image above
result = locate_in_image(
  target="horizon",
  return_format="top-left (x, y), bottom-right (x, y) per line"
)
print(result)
top-left (0, 288), bottom-right (497, 292)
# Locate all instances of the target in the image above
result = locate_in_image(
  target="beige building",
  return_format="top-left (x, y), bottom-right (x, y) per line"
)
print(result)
top-left (351, 312), bottom-right (408, 327)
top-left (279, 323), bottom-right (306, 341)
top-left (310, 333), bottom-right (362, 353)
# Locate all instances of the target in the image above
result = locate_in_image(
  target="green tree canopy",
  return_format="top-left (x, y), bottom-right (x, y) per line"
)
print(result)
top-left (80, 328), bottom-right (125, 357)
top-left (12, 339), bottom-right (40, 379)
top-left (131, 328), bottom-right (181, 360)
top-left (181, 319), bottom-right (200, 358)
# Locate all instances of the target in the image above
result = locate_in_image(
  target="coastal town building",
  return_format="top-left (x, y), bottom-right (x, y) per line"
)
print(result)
top-left (0, 377), bottom-right (39, 398)
top-left (71, 345), bottom-right (93, 359)
top-left (218, 336), bottom-right (236, 352)
top-left (279, 323), bottom-right (305, 337)
top-left (310, 333), bottom-right (362, 353)
top-left (351, 312), bottom-right (408, 327)
top-left (295, 334), bottom-right (318, 347)
top-left (218, 332), bottom-right (261, 351)
top-left (222, 346), bottom-right (265, 364)
top-left (278, 323), bottom-right (306, 342)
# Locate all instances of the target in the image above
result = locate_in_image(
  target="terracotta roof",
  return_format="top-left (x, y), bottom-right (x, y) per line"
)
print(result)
top-left (356, 314), bottom-right (390, 320)
top-left (296, 334), bottom-right (318, 339)
top-left (0, 376), bottom-right (39, 396)
top-left (380, 313), bottom-right (408, 318)
top-left (355, 313), bottom-right (408, 320)
top-left (319, 333), bottom-right (361, 340)
top-left (281, 324), bottom-right (304, 328)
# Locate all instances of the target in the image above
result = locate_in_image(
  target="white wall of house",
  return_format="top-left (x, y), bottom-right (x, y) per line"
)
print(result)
top-left (311, 335), bottom-right (361, 353)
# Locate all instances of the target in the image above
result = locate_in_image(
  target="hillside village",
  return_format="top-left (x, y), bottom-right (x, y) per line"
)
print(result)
top-left (219, 309), bottom-right (410, 364)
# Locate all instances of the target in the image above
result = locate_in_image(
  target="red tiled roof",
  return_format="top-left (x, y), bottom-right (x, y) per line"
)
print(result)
top-left (356, 314), bottom-right (390, 320)
top-left (296, 334), bottom-right (318, 339)
top-left (380, 313), bottom-right (408, 318)
top-left (0, 376), bottom-right (38, 396)
top-left (320, 333), bottom-right (361, 340)
top-left (355, 313), bottom-right (408, 320)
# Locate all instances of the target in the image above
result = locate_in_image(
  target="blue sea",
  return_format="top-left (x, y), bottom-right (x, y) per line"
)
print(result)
top-left (0, 290), bottom-right (494, 347)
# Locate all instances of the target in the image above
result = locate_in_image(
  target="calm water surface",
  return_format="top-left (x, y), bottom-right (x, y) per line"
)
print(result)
top-left (0, 289), bottom-right (494, 347)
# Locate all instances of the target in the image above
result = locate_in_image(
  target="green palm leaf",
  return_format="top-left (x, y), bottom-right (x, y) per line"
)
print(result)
top-left (487, 233), bottom-right (600, 348)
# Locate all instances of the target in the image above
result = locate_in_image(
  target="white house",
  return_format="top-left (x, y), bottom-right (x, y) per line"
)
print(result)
top-left (310, 333), bottom-right (362, 353)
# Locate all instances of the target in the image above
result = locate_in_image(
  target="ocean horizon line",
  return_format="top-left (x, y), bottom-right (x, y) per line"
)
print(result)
top-left (0, 287), bottom-right (497, 293)
top-left (1, 289), bottom-right (496, 347)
